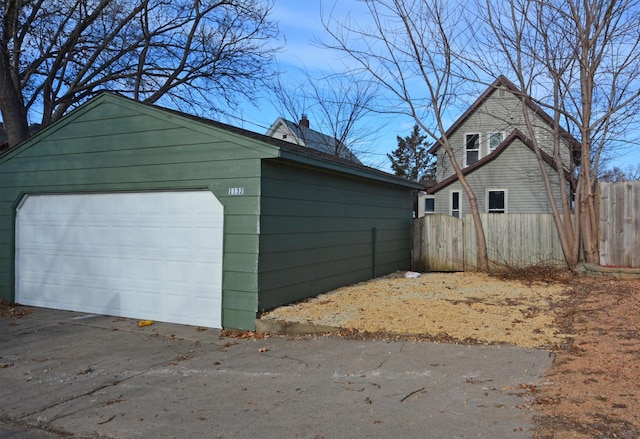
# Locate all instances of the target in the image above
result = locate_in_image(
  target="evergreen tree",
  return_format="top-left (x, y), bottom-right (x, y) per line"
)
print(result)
top-left (387, 125), bottom-right (435, 181)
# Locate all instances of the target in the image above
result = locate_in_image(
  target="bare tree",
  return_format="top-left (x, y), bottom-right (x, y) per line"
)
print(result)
top-left (268, 71), bottom-right (312, 146)
top-left (601, 164), bottom-right (640, 182)
top-left (308, 72), bottom-right (381, 162)
top-left (268, 69), bottom-right (383, 165)
top-left (600, 166), bottom-right (629, 183)
top-left (479, 0), bottom-right (640, 267)
top-left (628, 164), bottom-right (640, 181)
top-left (322, 0), bottom-right (490, 270)
top-left (0, 0), bottom-right (279, 148)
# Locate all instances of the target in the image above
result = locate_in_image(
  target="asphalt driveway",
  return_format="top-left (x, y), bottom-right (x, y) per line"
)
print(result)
top-left (1, 307), bottom-right (552, 438)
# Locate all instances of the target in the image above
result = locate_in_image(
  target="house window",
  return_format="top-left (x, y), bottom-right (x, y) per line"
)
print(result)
top-left (487, 190), bottom-right (506, 214)
top-left (424, 196), bottom-right (435, 215)
top-left (465, 133), bottom-right (480, 166)
top-left (451, 191), bottom-right (460, 218)
top-left (488, 132), bottom-right (503, 153)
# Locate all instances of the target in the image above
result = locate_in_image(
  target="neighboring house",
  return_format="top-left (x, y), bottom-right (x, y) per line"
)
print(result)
top-left (0, 92), bottom-right (421, 331)
top-left (266, 115), bottom-right (362, 164)
top-left (417, 76), bottom-right (577, 218)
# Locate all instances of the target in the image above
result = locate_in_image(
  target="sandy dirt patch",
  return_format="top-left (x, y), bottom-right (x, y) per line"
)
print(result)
top-left (261, 271), bottom-right (568, 348)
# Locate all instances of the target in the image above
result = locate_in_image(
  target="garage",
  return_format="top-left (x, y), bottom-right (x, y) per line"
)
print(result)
top-left (15, 191), bottom-right (224, 328)
top-left (0, 92), bottom-right (420, 330)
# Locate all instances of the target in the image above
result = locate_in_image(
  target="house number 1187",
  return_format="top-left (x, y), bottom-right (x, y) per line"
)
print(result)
top-left (228, 187), bottom-right (245, 196)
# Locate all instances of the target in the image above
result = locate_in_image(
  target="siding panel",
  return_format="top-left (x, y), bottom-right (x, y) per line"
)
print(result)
top-left (259, 160), bottom-right (414, 310)
top-left (438, 88), bottom-right (571, 182)
top-left (433, 140), bottom-right (565, 216)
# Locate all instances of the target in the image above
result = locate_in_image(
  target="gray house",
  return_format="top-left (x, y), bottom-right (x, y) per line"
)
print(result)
top-left (419, 76), bottom-right (576, 217)
top-left (0, 93), bottom-right (421, 330)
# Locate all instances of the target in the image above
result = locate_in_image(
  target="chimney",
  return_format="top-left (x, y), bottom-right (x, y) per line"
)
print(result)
top-left (299, 114), bottom-right (309, 128)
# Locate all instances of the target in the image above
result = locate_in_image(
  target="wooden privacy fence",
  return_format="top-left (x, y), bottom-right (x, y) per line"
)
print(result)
top-left (599, 182), bottom-right (640, 268)
top-left (413, 215), bottom-right (464, 271)
top-left (413, 182), bottom-right (640, 272)
top-left (413, 213), bottom-right (567, 271)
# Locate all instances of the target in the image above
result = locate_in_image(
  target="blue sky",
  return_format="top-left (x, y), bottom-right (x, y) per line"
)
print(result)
top-left (230, 0), bottom-right (416, 171)
top-left (233, 0), bottom-right (640, 173)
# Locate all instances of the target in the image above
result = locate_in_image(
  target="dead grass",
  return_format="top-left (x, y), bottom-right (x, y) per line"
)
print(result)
top-left (532, 276), bottom-right (640, 438)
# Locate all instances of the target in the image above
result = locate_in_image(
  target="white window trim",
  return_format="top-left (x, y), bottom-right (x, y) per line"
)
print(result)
top-left (487, 131), bottom-right (505, 154)
top-left (450, 190), bottom-right (461, 218)
top-left (417, 193), bottom-right (435, 217)
top-left (487, 189), bottom-right (508, 214)
top-left (464, 132), bottom-right (481, 167)
top-left (424, 196), bottom-right (435, 215)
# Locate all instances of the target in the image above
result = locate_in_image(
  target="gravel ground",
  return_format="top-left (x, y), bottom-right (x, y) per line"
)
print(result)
top-left (262, 271), bottom-right (568, 348)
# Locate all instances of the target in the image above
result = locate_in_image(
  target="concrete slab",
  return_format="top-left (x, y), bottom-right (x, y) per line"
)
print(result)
top-left (1, 307), bottom-right (553, 438)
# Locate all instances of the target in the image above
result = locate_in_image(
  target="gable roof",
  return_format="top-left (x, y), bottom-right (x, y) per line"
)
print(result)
top-left (426, 129), bottom-right (573, 194)
top-left (0, 92), bottom-right (420, 190)
top-left (266, 117), bottom-right (362, 164)
top-left (428, 75), bottom-right (580, 163)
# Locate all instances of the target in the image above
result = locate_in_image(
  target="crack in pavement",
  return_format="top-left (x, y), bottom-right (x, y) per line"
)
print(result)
top-left (18, 375), bottom-right (136, 421)
top-left (17, 345), bottom-right (210, 427)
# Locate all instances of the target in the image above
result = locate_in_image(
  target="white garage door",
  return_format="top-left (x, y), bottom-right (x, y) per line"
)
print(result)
top-left (15, 191), bottom-right (224, 328)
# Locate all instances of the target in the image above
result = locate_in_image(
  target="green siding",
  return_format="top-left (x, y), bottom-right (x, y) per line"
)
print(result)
top-left (222, 290), bottom-right (259, 312)
top-left (222, 308), bottom-right (257, 331)
top-left (0, 93), bottom-right (419, 331)
top-left (225, 234), bottom-right (260, 254)
top-left (258, 160), bottom-right (414, 311)
top-left (0, 94), bottom-right (274, 330)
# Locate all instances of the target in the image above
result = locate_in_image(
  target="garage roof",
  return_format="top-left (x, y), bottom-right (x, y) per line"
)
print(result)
top-left (163, 99), bottom-right (421, 190)
top-left (25, 92), bottom-right (421, 190)
top-left (1, 92), bottom-right (422, 190)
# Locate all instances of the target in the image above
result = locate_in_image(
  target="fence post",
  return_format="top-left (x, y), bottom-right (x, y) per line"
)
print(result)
top-left (412, 217), bottom-right (426, 272)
